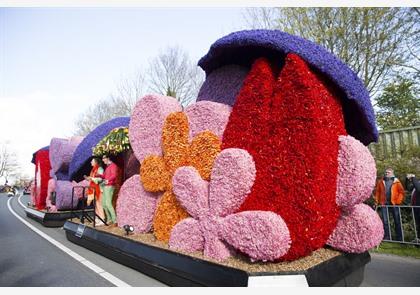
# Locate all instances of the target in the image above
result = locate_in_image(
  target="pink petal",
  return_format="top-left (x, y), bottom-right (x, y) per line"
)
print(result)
top-left (185, 101), bottom-right (232, 140)
top-left (46, 178), bottom-right (56, 208)
top-left (48, 205), bottom-right (57, 213)
top-left (172, 166), bottom-right (209, 218)
top-left (199, 215), bottom-right (233, 261)
top-left (336, 135), bottom-right (377, 210)
top-left (209, 148), bottom-right (256, 216)
top-left (203, 236), bottom-right (233, 261)
top-left (221, 211), bottom-right (291, 262)
top-left (169, 218), bottom-right (204, 253)
top-left (327, 204), bottom-right (384, 253)
top-left (116, 175), bottom-right (160, 233)
top-left (129, 94), bottom-right (182, 162)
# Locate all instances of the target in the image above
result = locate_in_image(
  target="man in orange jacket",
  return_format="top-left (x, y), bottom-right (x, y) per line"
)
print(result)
top-left (375, 168), bottom-right (405, 241)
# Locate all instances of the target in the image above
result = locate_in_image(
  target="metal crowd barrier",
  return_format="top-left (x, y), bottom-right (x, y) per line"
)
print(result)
top-left (375, 205), bottom-right (420, 245)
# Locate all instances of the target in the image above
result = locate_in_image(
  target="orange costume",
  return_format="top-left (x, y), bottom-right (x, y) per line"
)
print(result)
top-left (87, 164), bottom-right (105, 221)
top-left (374, 177), bottom-right (405, 205)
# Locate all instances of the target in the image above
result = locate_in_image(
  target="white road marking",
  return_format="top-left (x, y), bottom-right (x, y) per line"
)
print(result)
top-left (7, 195), bottom-right (131, 287)
top-left (17, 193), bottom-right (27, 209)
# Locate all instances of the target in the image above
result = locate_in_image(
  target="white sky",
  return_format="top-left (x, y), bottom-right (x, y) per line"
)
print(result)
top-left (0, 7), bottom-right (248, 182)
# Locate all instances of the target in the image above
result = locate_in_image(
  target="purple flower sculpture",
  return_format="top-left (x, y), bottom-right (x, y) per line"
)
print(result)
top-left (55, 180), bottom-right (88, 210)
top-left (69, 117), bottom-right (130, 181)
top-left (169, 148), bottom-right (291, 262)
top-left (197, 64), bottom-right (249, 107)
top-left (197, 29), bottom-right (378, 145)
top-left (50, 136), bottom-right (83, 176)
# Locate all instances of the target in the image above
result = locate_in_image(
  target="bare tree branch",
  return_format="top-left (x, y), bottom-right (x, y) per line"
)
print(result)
top-left (147, 45), bottom-right (204, 107)
top-left (0, 141), bottom-right (19, 184)
top-left (73, 71), bottom-right (147, 136)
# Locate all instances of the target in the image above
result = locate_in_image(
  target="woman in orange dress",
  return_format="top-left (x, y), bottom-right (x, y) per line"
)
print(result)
top-left (84, 157), bottom-right (105, 226)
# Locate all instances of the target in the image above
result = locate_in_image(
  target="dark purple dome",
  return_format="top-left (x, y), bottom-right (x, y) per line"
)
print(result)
top-left (69, 117), bottom-right (130, 181)
top-left (198, 29), bottom-right (378, 145)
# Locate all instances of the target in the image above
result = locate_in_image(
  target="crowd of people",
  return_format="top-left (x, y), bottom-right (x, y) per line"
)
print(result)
top-left (374, 167), bottom-right (420, 243)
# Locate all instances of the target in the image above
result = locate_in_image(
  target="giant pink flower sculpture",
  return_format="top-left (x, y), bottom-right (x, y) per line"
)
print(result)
top-left (122, 94), bottom-right (232, 235)
top-left (169, 148), bottom-right (291, 262)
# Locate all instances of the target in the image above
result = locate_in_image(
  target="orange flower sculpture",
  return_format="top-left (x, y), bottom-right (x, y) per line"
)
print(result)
top-left (141, 112), bottom-right (223, 242)
top-left (128, 95), bottom-right (232, 243)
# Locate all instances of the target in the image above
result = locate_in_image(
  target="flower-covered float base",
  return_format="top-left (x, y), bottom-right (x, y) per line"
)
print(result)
top-left (64, 220), bottom-right (370, 286)
top-left (25, 206), bottom-right (94, 227)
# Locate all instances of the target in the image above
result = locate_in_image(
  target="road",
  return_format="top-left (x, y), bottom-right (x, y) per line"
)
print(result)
top-left (0, 192), bottom-right (165, 287)
top-left (1, 191), bottom-right (419, 287)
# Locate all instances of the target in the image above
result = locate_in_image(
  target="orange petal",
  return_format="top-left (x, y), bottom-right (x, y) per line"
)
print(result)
top-left (162, 112), bottom-right (190, 175)
top-left (189, 131), bottom-right (221, 180)
top-left (140, 155), bottom-right (170, 192)
top-left (153, 190), bottom-right (190, 243)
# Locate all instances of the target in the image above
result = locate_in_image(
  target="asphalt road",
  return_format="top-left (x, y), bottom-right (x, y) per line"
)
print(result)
top-left (1, 191), bottom-right (419, 287)
top-left (0, 192), bottom-right (166, 287)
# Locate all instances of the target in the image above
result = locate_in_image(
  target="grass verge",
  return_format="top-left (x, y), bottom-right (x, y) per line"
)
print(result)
top-left (370, 242), bottom-right (420, 259)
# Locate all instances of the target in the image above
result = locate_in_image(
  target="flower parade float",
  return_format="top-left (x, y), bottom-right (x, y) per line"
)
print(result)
top-left (64, 29), bottom-right (382, 286)
top-left (25, 137), bottom-right (91, 227)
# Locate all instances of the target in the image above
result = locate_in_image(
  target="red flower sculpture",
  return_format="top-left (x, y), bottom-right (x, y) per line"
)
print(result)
top-left (222, 54), bottom-right (347, 261)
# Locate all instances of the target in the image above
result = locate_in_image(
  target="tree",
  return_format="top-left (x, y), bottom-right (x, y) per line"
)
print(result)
top-left (73, 46), bottom-right (205, 135)
top-left (148, 45), bottom-right (204, 107)
top-left (73, 71), bottom-right (146, 136)
top-left (375, 76), bottom-right (420, 130)
top-left (0, 142), bottom-right (19, 184)
top-left (243, 7), bottom-right (419, 97)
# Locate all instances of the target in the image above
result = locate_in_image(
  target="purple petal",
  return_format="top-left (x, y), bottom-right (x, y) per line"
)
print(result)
top-left (169, 218), bottom-right (204, 253)
top-left (327, 204), bottom-right (384, 253)
top-left (116, 175), bottom-right (160, 233)
top-left (222, 211), bottom-right (291, 261)
top-left (196, 64), bottom-right (249, 107)
top-left (209, 148), bottom-right (256, 216)
top-left (336, 135), bottom-right (377, 210)
top-left (172, 166), bottom-right (209, 218)
top-left (129, 94), bottom-right (182, 163)
top-left (49, 138), bottom-right (68, 173)
top-left (55, 180), bottom-right (82, 210)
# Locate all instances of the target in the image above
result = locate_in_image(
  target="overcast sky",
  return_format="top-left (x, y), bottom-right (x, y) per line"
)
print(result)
top-left (0, 7), bottom-right (248, 181)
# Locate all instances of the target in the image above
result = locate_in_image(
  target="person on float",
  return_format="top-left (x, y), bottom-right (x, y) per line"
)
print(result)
top-left (84, 157), bottom-right (106, 226)
top-left (101, 154), bottom-right (118, 227)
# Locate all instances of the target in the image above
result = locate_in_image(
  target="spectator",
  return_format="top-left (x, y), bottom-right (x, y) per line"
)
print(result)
top-left (406, 174), bottom-right (420, 243)
top-left (374, 168), bottom-right (405, 241)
